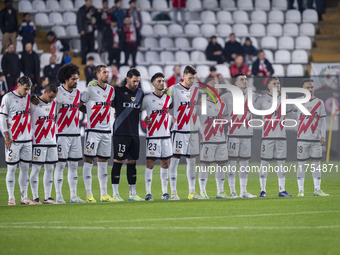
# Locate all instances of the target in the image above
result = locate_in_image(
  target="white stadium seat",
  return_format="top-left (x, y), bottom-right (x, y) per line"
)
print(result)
top-left (200, 11), bottom-right (218, 24)
top-left (233, 10), bottom-right (250, 24)
top-left (251, 10), bottom-right (267, 24)
top-left (272, 64), bottom-right (285, 76)
top-left (272, 0), bottom-right (288, 10)
top-left (274, 50), bottom-right (291, 63)
top-left (60, 0), bottom-right (76, 11)
top-left (220, 0), bottom-right (237, 10)
top-left (216, 11), bottom-right (233, 24)
top-left (238, 0), bottom-right (253, 11)
top-left (278, 36), bottom-right (294, 50)
top-left (19, 1), bottom-right (35, 13)
top-left (192, 37), bottom-right (209, 51)
top-left (283, 24), bottom-right (299, 36)
top-left (153, 0), bottom-right (169, 11)
top-left (201, 24), bottom-right (217, 37)
top-left (137, 0), bottom-right (151, 11)
top-left (287, 64), bottom-right (304, 76)
top-left (148, 65), bottom-right (164, 76)
top-left (299, 23), bottom-right (315, 36)
top-left (153, 24), bottom-right (168, 36)
top-left (268, 10), bottom-right (284, 24)
top-left (233, 24), bottom-right (249, 37)
top-left (187, 0), bottom-right (202, 11)
top-left (63, 12), bottom-right (77, 25)
top-left (141, 25), bottom-right (154, 37)
top-left (144, 38), bottom-right (160, 50)
top-left (254, 0), bottom-right (270, 10)
top-left (263, 49), bottom-right (274, 63)
top-left (46, 0), bottom-right (60, 10)
top-left (49, 13), bottom-right (68, 26)
top-left (52, 26), bottom-right (66, 38)
top-left (267, 24), bottom-right (283, 37)
top-left (250, 24), bottom-right (266, 37)
top-left (216, 64), bottom-right (231, 78)
top-left (217, 24), bottom-right (232, 37)
top-left (295, 36), bottom-right (312, 50)
top-left (159, 38), bottom-right (176, 51)
top-left (203, 0), bottom-right (219, 10)
top-left (145, 51), bottom-right (161, 64)
top-left (175, 51), bottom-right (191, 64)
top-left (160, 51), bottom-right (176, 64)
top-left (35, 13), bottom-right (50, 26)
top-left (184, 24), bottom-right (200, 36)
top-left (32, 0), bottom-right (47, 12)
top-left (286, 10), bottom-right (301, 23)
top-left (175, 38), bottom-right (191, 50)
top-left (168, 24), bottom-right (184, 35)
top-left (261, 36), bottom-right (277, 50)
top-left (291, 50), bottom-right (309, 63)
top-left (66, 25), bottom-right (79, 38)
top-left (196, 65), bottom-right (210, 79)
top-left (302, 9), bottom-right (318, 23)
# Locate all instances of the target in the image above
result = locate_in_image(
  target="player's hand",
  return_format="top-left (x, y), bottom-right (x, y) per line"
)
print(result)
top-left (172, 116), bottom-right (176, 124)
top-left (5, 137), bottom-right (14, 151)
top-left (162, 88), bottom-right (172, 96)
top-left (30, 95), bottom-right (39, 105)
top-left (88, 80), bottom-right (98, 86)
top-left (320, 137), bottom-right (326, 146)
top-left (144, 116), bottom-right (151, 125)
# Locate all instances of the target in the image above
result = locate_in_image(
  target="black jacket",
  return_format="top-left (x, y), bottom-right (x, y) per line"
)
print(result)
top-left (76, 5), bottom-right (97, 34)
top-left (1, 52), bottom-right (20, 76)
top-left (21, 51), bottom-right (40, 84)
top-left (103, 26), bottom-right (123, 51)
top-left (252, 58), bottom-right (274, 76)
top-left (0, 7), bottom-right (18, 33)
top-left (43, 64), bottom-right (62, 84)
top-left (224, 41), bottom-right (244, 63)
top-left (205, 42), bottom-right (224, 62)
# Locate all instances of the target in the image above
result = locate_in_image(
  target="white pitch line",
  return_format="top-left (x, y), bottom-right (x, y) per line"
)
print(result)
top-left (0, 225), bottom-right (339, 231)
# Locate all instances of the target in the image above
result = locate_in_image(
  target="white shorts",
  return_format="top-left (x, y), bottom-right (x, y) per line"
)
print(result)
top-left (200, 142), bottom-right (228, 163)
top-left (172, 131), bottom-right (199, 157)
top-left (261, 139), bottom-right (287, 160)
top-left (228, 137), bottom-right (251, 159)
top-left (32, 146), bottom-right (58, 164)
top-left (5, 141), bottom-right (32, 165)
top-left (146, 138), bottom-right (172, 159)
top-left (297, 141), bottom-right (322, 161)
top-left (57, 135), bottom-right (82, 161)
top-left (84, 131), bottom-right (111, 159)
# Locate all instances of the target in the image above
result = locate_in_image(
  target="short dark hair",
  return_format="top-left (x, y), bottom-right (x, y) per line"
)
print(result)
top-left (46, 31), bottom-right (55, 37)
top-left (127, 68), bottom-right (141, 78)
top-left (233, 73), bottom-right (245, 84)
top-left (210, 66), bottom-right (217, 72)
top-left (302, 79), bottom-right (314, 86)
top-left (94, 65), bottom-right (107, 77)
top-left (210, 35), bottom-right (217, 40)
top-left (151, 72), bottom-right (165, 83)
top-left (115, 0), bottom-right (121, 3)
top-left (23, 13), bottom-right (29, 18)
top-left (57, 63), bottom-right (80, 83)
top-left (18, 76), bottom-right (32, 87)
top-left (266, 76), bottom-right (279, 87)
top-left (183, 65), bottom-right (197, 75)
top-left (45, 83), bottom-right (58, 94)
top-left (87, 56), bottom-right (95, 61)
top-left (229, 33), bottom-right (235, 37)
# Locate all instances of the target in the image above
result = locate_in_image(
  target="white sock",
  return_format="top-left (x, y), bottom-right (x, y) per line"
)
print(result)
top-left (239, 160), bottom-right (249, 194)
top-left (145, 167), bottom-right (153, 195)
top-left (54, 162), bottom-right (66, 198)
top-left (186, 158), bottom-right (196, 194)
top-left (312, 162), bottom-right (321, 191)
top-left (198, 167), bottom-right (208, 194)
top-left (6, 164), bottom-right (17, 200)
top-left (129, 184), bottom-right (136, 196)
top-left (160, 168), bottom-right (168, 194)
top-left (112, 184), bottom-right (119, 197)
top-left (19, 162), bottom-right (30, 199)
top-left (259, 160), bottom-right (268, 192)
top-left (228, 161), bottom-right (237, 193)
top-left (83, 162), bottom-right (93, 197)
top-left (43, 164), bottom-right (54, 200)
top-left (97, 161), bottom-right (108, 196)
top-left (169, 158), bottom-right (179, 194)
top-left (297, 161), bottom-right (306, 191)
top-left (277, 161), bottom-right (286, 192)
top-left (215, 167), bottom-right (225, 194)
top-left (30, 164), bottom-right (41, 200)
top-left (67, 161), bottom-right (78, 198)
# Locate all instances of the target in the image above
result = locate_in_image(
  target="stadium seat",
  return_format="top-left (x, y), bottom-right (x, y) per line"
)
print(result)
top-left (201, 24), bottom-right (217, 37)
top-left (299, 23), bottom-right (315, 36)
top-left (263, 49), bottom-right (274, 63)
top-left (274, 50), bottom-right (291, 63)
top-left (186, 12), bottom-right (202, 24)
top-left (267, 24), bottom-right (283, 37)
top-left (250, 10), bottom-right (267, 24)
top-left (75, 0), bottom-right (85, 9)
top-left (302, 9), bottom-right (318, 23)
top-left (216, 11), bottom-right (233, 24)
top-left (40, 53), bottom-right (52, 69)
top-left (63, 12), bottom-right (77, 25)
top-left (233, 11), bottom-right (250, 24)
top-left (87, 52), bottom-right (103, 64)
top-left (137, 0), bottom-right (151, 11)
top-left (92, 0), bottom-right (102, 8)
top-left (216, 64), bottom-right (231, 78)
top-left (46, 0), bottom-right (60, 10)
top-left (295, 36), bottom-right (312, 50)
top-left (261, 36), bottom-right (277, 50)
top-left (141, 25), bottom-right (154, 37)
top-left (141, 11), bottom-right (153, 24)
top-left (220, 0), bottom-right (237, 10)
top-left (217, 24), bottom-right (232, 37)
top-left (153, 0), bottom-right (169, 11)
top-left (250, 24), bottom-right (266, 37)
top-left (144, 38), bottom-right (159, 51)
top-left (254, 0), bottom-right (270, 10)
top-left (241, 36), bottom-right (259, 48)
top-left (136, 52), bottom-right (146, 65)
top-left (233, 24), bottom-right (249, 37)
top-left (196, 65), bottom-right (210, 79)
top-left (71, 39), bottom-right (81, 53)
top-left (168, 24), bottom-right (184, 36)
top-left (272, 0), bottom-right (288, 10)
top-left (153, 24), bottom-right (168, 36)
top-left (192, 37), bottom-right (209, 51)
top-left (19, 1), bottom-right (35, 13)
top-left (160, 51), bottom-right (176, 64)
top-left (187, 0), bottom-right (202, 11)
top-left (60, 0), bottom-right (76, 11)
top-left (272, 64), bottom-right (285, 76)
top-left (278, 36), bottom-right (294, 50)
top-left (203, 0), bottom-right (219, 10)
top-left (16, 41), bottom-right (23, 53)
top-left (122, 0), bottom-right (130, 9)
top-left (145, 51), bottom-right (161, 64)
top-left (175, 38), bottom-right (191, 50)
top-left (52, 26), bottom-right (67, 38)
top-left (66, 25), bottom-right (79, 38)
top-left (200, 11), bottom-right (218, 24)
top-left (136, 66), bottom-right (150, 79)
top-left (291, 50), bottom-right (309, 63)
top-left (191, 51), bottom-right (211, 65)
top-left (32, 0), bottom-right (47, 12)
top-left (238, 0), bottom-right (253, 11)
top-left (287, 64), bottom-right (304, 76)
top-left (49, 13), bottom-right (68, 26)
top-left (159, 38), bottom-right (176, 51)
top-left (184, 24), bottom-right (200, 37)
top-left (148, 65), bottom-right (164, 76)
top-left (175, 51), bottom-right (191, 64)
top-left (286, 10), bottom-right (301, 23)
top-left (283, 24), bottom-right (299, 36)
top-left (35, 13), bottom-right (50, 26)
top-left (164, 65), bottom-right (175, 79)
top-left (141, 79), bottom-right (153, 94)
top-left (268, 10), bottom-right (284, 24)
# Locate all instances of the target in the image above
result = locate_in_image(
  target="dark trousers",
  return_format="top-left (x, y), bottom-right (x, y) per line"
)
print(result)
top-left (108, 48), bottom-right (121, 67)
top-left (81, 32), bottom-right (95, 65)
top-left (124, 44), bottom-right (137, 67)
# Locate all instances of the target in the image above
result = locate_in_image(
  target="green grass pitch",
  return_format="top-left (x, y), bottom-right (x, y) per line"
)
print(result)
top-left (0, 162), bottom-right (339, 255)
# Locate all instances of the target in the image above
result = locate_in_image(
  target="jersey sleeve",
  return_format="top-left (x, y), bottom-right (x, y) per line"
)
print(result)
top-left (319, 100), bottom-right (327, 117)
top-left (80, 87), bottom-right (91, 103)
top-left (140, 96), bottom-right (148, 112)
top-left (0, 94), bottom-right (9, 116)
top-left (253, 95), bottom-right (263, 110)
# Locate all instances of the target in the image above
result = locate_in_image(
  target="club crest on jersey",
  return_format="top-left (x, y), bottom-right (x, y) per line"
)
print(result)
top-left (118, 152), bottom-right (124, 157)
top-left (45, 108), bottom-right (50, 112)
top-left (149, 151), bottom-right (154, 155)
top-left (22, 103), bottom-right (26, 107)
top-left (103, 94), bottom-right (107, 98)
top-left (86, 149), bottom-right (92, 154)
top-left (186, 94), bottom-right (190, 98)
top-left (34, 156), bottom-right (39, 160)
top-left (69, 97), bottom-right (73, 101)
top-left (158, 102), bottom-right (163, 107)
top-left (176, 148), bottom-right (181, 153)
top-left (131, 97), bottom-right (136, 102)
top-left (7, 157), bottom-right (13, 161)
top-left (58, 152), bottom-right (62, 157)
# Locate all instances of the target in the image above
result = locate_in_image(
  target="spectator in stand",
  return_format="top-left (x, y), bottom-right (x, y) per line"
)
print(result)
top-left (112, 0), bottom-right (125, 29)
top-left (307, 0), bottom-right (323, 20)
top-left (46, 31), bottom-right (64, 54)
top-left (1, 44), bottom-right (20, 91)
top-left (33, 76), bottom-right (49, 96)
top-left (84, 56), bottom-right (96, 85)
top-left (229, 55), bottom-right (251, 77)
top-left (205, 36), bottom-right (224, 64)
top-left (109, 64), bottom-right (121, 87)
top-left (125, 0), bottom-right (142, 30)
top-left (173, 0), bottom-right (186, 28)
top-left (167, 65), bottom-right (182, 88)
top-left (77, 0), bottom-right (97, 64)
top-left (122, 16), bottom-right (140, 67)
top-left (224, 33), bottom-right (244, 64)
top-left (0, 0), bottom-right (18, 54)
top-left (204, 66), bottom-right (225, 84)
top-left (21, 42), bottom-right (40, 86)
top-left (243, 37), bottom-right (257, 66)
top-left (0, 72), bottom-right (7, 103)
top-left (43, 54), bottom-right (62, 85)
top-left (97, 0), bottom-right (112, 54)
top-left (104, 16), bottom-right (121, 67)
top-left (19, 13), bottom-right (36, 48)
top-left (252, 50), bottom-right (274, 77)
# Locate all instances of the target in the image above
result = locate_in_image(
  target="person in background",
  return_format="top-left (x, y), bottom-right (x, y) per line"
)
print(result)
top-left (43, 54), bottom-right (62, 85)
top-left (0, 72), bottom-right (7, 103)
top-left (33, 76), bottom-right (49, 96)
top-left (204, 66), bottom-right (224, 84)
top-left (46, 31), bottom-right (64, 54)
top-left (19, 13), bottom-right (36, 48)
top-left (112, 0), bottom-right (125, 29)
top-left (1, 44), bottom-right (20, 91)
top-left (243, 37), bottom-right (257, 66)
top-left (84, 56), bottom-right (96, 85)
top-left (229, 55), bottom-right (251, 77)
top-left (122, 16), bottom-right (140, 67)
top-left (21, 42), bottom-right (40, 86)
top-left (172, 0), bottom-right (186, 28)
top-left (224, 33), bottom-right (244, 64)
top-left (252, 50), bottom-right (274, 77)
top-left (205, 36), bottom-right (224, 64)
top-left (104, 16), bottom-right (121, 67)
top-left (0, 0), bottom-right (18, 54)
top-left (97, 0), bottom-right (112, 54)
top-left (109, 64), bottom-right (121, 87)
top-left (125, 0), bottom-right (142, 30)
top-left (166, 65), bottom-right (182, 88)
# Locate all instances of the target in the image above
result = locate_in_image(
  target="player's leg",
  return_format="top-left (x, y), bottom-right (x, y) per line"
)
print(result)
top-left (276, 140), bottom-right (292, 197)
top-left (111, 136), bottom-right (127, 200)
top-left (30, 163), bottom-right (42, 204)
top-left (160, 158), bottom-right (170, 200)
top-left (20, 142), bottom-right (36, 204)
top-left (239, 138), bottom-right (256, 198)
top-left (169, 132), bottom-right (182, 199)
top-left (198, 163), bottom-right (209, 199)
top-left (215, 143), bottom-right (229, 198)
top-left (297, 141), bottom-right (309, 197)
top-left (311, 142), bottom-right (329, 196)
top-left (187, 132), bottom-right (202, 199)
top-left (43, 163), bottom-right (57, 204)
top-left (5, 142), bottom-right (19, 205)
top-left (259, 140), bottom-right (273, 197)
top-left (145, 158), bottom-right (155, 201)
top-left (227, 138), bottom-right (239, 197)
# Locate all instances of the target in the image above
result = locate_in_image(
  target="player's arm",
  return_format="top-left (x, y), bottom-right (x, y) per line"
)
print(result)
top-left (0, 97), bottom-right (13, 150)
top-left (318, 101), bottom-right (327, 146)
top-left (79, 88), bottom-right (90, 113)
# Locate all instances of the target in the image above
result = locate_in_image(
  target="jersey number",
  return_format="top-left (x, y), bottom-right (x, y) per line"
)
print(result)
top-left (118, 144), bottom-right (126, 152)
top-left (86, 142), bottom-right (95, 150)
top-left (8, 149), bottom-right (13, 157)
top-left (298, 146), bottom-right (303, 153)
top-left (262, 145), bottom-right (265, 152)
top-left (148, 143), bottom-right (157, 151)
top-left (34, 148), bottom-right (41, 157)
top-left (176, 141), bottom-right (182, 149)
top-left (229, 142), bottom-right (236, 150)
